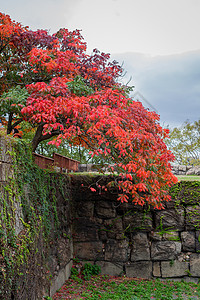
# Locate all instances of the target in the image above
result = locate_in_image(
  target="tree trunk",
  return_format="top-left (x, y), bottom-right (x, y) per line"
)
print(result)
top-left (7, 113), bottom-right (13, 134)
top-left (31, 124), bottom-right (44, 152)
top-left (31, 123), bottom-right (60, 152)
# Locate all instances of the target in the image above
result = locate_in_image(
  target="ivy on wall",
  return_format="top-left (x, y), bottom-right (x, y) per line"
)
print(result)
top-left (0, 138), bottom-right (70, 299)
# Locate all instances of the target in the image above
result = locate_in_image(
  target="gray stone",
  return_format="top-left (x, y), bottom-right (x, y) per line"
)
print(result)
top-left (179, 165), bottom-right (187, 173)
top-left (14, 196), bottom-right (24, 235)
top-left (57, 237), bottom-right (73, 269)
top-left (98, 230), bottom-right (108, 241)
top-left (186, 166), bottom-right (200, 175)
top-left (0, 136), bottom-right (12, 163)
top-left (181, 231), bottom-right (195, 252)
top-left (96, 261), bottom-right (123, 276)
top-left (74, 241), bottom-right (104, 260)
top-left (195, 231), bottom-right (200, 251)
top-left (153, 262), bottom-right (161, 277)
top-left (177, 253), bottom-right (191, 262)
top-left (131, 232), bottom-right (150, 261)
top-left (183, 276), bottom-right (199, 284)
top-left (151, 241), bottom-right (181, 261)
top-left (160, 277), bottom-right (183, 282)
top-left (72, 218), bottom-right (99, 242)
top-left (104, 218), bottom-right (124, 239)
top-left (161, 261), bottom-right (189, 277)
top-left (50, 261), bottom-right (72, 297)
top-left (154, 209), bottom-right (184, 231)
top-left (48, 257), bottom-right (58, 273)
top-left (125, 261), bottom-right (152, 279)
top-left (105, 239), bottom-right (129, 262)
top-left (190, 253), bottom-right (200, 276)
top-left (162, 231), bottom-right (180, 241)
top-left (123, 210), bottom-right (153, 232)
top-left (186, 206), bottom-right (200, 230)
top-left (0, 161), bottom-right (14, 182)
top-left (172, 165), bottom-right (179, 175)
top-left (77, 201), bottom-right (94, 217)
top-left (95, 200), bottom-right (116, 219)
top-left (149, 232), bottom-right (162, 241)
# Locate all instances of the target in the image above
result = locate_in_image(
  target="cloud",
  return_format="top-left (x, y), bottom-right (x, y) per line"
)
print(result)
top-left (1, 0), bottom-right (82, 33)
top-left (113, 51), bottom-right (200, 127)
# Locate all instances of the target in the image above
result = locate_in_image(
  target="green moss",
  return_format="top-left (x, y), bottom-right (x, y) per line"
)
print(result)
top-left (169, 181), bottom-right (200, 206)
top-left (0, 138), bottom-right (70, 298)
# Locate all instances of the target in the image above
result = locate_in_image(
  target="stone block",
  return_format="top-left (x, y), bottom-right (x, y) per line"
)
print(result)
top-left (0, 162), bottom-right (14, 182)
top-left (95, 200), bottom-right (116, 219)
top-left (195, 231), bottom-right (200, 252)
top-left (74, 241), bottom-right (104, 260)
top-left (72, 218), bottom-right (99, 242)
top-left (183, 277), bottom-right (199, 284)
top-left (154, 209), bottom-right (184, 231)
top-left (14, 196), bottom-right (24, 235)
top-left (0, 137), bottom-right (12, 163)
top-left (96, 261), bottom-right (123, 276)
top-left (161, 261), bottom-right (189, 277)
top-left (98, 230), bottom-right (108, 241)
top-left (186, 166), bottom-right (200, 175)
top-left (50, 260), bottom-right (72, 297)
top-left (125, 261), bottom-right (152, 279)
top-left (151, 241), bottom-right (181, 261)
top-left (123, 210), bottom-right (153, 232)
top-left (77, 201), bottom-right (94, 217)
top-left (162, 231), bottom-right (180, 241)
top-left (153, 262), bottom-right (161, 277)
top-left (181, 231), bottom-right (195, 252)
top-left (149, 232), bottom-right (162, 241)
top-left (162, 198), bottom-right (178, 209)
top-left (131, 232), bottom-right (150, 261)
top-left (190, 253), bottom-right (200, 276)
top-left (186, 206), bottom-right (200, 230)
top-left (104, 218), bottom-right (124, 239)
top-left (178, 165), bottom-right (187, 173)
top-left (105, 239), bottom-right (129, 262)
top-left (57, 237), bottom-right (73, 269)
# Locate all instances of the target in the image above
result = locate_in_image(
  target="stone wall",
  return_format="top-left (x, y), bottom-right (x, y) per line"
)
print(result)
top-left (0, 136), bottom-right (73, 299)
top-left (172, 164), bottom-right (200, 176)
top-left (71, 175), bottom-right (200, 283)
top-left (1, 136), bottom-right (200, 299)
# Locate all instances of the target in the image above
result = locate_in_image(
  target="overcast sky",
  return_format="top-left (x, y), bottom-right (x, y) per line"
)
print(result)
top-left (1, 0), bottom-right (200, 127)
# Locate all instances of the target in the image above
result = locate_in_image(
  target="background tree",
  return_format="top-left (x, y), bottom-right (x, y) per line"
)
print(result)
top-left (166, 119), bottom-right (200, 166)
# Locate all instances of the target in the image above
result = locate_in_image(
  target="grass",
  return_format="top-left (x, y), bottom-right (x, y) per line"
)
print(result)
top-left (52, 275), bottom-right (200, 299)
top-left (177, 175), bottom-right (200, 181)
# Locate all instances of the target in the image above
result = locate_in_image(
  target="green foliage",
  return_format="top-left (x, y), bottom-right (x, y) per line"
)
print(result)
top-left (70, 266), bottom-right (80, 280)
top-left (0, 86), bottom-right (29, 123)
top-left (177, 175), bottom-right (200, 181)
top-left (82, 263), bottom-right (101, 280)
top-left (170, 181), bottom-right (200, 205)
top-left (166, 119), bottom-right (200, 166)
top-left (55, 275), bottom-right (200, 299)
top-left (67, 75), bottom-right (94, 96)
top-left (70, 260), bottom-right (101, 281)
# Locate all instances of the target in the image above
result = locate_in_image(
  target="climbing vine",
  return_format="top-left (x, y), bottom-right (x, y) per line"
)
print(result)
top-left (0, 137), bottom-right (70, 299)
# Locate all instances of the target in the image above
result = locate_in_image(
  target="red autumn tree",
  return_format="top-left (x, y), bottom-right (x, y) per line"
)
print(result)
top-left (0, 13), bottom-right (177, 208)
top-left (0, 12), bottom-right (58, 133)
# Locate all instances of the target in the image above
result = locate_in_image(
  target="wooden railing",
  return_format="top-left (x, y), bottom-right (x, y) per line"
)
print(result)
top-left (33, 152), bottom-right (80, 173)
top-left (33, 153), bottom-right (54, 170)
top-left (53, 153), bottom-right (80, 172)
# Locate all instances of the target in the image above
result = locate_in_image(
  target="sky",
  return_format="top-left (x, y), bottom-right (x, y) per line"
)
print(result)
top-left (1, 0), bottom-right (200, 127)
